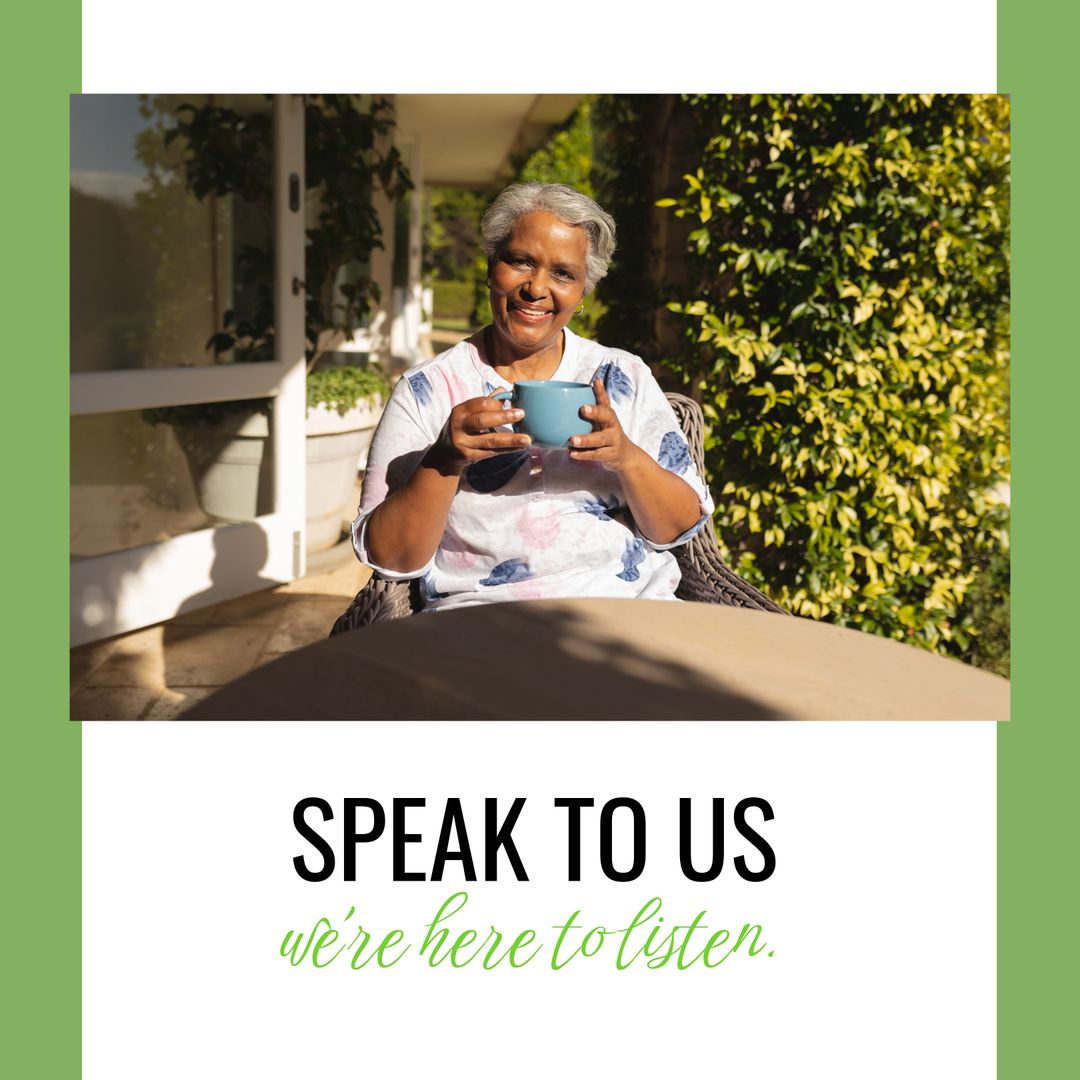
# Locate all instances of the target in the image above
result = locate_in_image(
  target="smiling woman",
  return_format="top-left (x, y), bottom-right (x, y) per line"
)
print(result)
top-left (488, 211), bottom-right (588, 374)
top-left (351, 182), bottom-right (713, 611)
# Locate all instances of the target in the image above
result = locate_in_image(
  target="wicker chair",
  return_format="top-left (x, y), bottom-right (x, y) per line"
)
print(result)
top-left (329, 392), bottom-right (787, 636)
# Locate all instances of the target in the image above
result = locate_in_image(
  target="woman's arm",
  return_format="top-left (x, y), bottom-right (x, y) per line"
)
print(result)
top-left (364, 390), bottom-right (532, 572)
top-left (600, 443), bottom-right (702, 545)
top-left (362, 452), bottom-right (462, 573)
top-left (568, 378), bottom-right (703, 545)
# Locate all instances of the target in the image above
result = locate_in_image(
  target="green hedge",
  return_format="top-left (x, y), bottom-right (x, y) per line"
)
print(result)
top-left (599, 94), bottom-right (1011, 668)
top-left (432, 278), bottom-right (476, 322)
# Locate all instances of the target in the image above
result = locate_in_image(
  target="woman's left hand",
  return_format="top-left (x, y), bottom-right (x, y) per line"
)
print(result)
top-left (569, 379), bottom-right (640, 472)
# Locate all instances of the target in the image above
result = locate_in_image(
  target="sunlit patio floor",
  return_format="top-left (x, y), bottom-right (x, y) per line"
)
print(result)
top-left (71, 558), bottom-right (373, 720)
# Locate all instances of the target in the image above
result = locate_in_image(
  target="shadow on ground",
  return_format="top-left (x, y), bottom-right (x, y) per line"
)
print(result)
top-left (184, 600), bottom-right (784, 720)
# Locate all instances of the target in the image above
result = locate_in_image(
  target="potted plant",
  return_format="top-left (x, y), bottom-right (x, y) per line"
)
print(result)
top-left (143, 94), bottom-right (411, 553)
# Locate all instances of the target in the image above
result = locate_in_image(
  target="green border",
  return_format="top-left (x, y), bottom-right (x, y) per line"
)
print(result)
top-left (5, 1), bottom-right (81, 1075)
top-left (998, 3), bottom-right (1073, 1077)
top-left (31, 5), bottom-right (1058, 1078)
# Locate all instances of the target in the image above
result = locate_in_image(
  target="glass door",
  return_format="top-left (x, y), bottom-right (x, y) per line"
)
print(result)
top-left (70, 94), bottom-right (307, 646)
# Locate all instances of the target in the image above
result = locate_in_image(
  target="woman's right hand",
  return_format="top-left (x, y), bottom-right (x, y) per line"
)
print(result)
top-left (426, 389), bottom-right (532, 474)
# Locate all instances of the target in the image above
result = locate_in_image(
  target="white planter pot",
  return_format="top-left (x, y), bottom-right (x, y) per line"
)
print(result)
top-left (304, 399), bottom-right (383, 553)
top-left (173, 395), bottom-right (383, 555)
top-left (173, 411), bottom-right (275, 524)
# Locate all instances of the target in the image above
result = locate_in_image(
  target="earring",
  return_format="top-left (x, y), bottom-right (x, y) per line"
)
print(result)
top-left (575, 302), bottom-right (585, 316)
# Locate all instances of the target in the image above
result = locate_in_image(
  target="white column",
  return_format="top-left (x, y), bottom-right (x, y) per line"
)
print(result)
top-left (272, 94), bottom-right (308, 580)
top-left (406, 139), bottom-right (429, 362)
top-left (388, 139), bottom-right (426, 367)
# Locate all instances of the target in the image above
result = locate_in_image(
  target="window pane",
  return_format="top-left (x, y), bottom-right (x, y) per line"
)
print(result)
top-left (71, 400), bottom-right (276, 558)
top-left (70, 94), bottom-right (273, 373)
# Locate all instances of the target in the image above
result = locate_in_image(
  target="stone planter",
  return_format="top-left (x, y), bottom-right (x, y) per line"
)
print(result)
top-left (173, 395), bottom-right (383, 554)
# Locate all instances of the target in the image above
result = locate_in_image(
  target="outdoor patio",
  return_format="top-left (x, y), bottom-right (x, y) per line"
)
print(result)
top-left (70, 556), bottom-right (371, 720)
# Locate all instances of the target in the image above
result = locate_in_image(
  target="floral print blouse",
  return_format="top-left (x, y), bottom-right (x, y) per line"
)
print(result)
top-left (352, 328), bottom-right (715, 611)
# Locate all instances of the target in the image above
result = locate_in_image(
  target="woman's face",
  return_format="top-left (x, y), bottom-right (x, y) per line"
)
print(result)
top-left (488, 211), bottom-right (588, 362)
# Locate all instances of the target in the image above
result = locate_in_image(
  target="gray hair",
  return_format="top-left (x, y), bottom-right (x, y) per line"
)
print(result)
top-left (480, 182), bottom-right (617, 294)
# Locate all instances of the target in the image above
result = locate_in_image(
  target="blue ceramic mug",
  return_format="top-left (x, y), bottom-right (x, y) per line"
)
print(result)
top-left (494, 380), bottom-right (597, 449)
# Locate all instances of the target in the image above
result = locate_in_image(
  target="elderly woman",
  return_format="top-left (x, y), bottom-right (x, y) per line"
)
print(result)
top-left (352, 182), bottom-right (714, 609)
